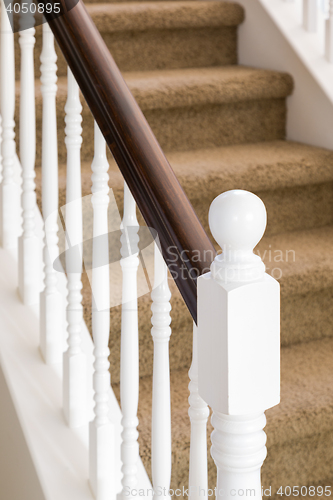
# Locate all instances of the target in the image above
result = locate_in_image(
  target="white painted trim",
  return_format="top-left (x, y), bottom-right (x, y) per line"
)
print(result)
top-left (236, 0), bottom-right (333, 150)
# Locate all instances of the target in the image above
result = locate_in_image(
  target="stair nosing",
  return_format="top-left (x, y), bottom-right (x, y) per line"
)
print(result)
top-left (86, 1), bottom-right (245, 33)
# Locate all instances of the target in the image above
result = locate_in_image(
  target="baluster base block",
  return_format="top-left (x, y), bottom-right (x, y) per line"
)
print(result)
top-left (18, 235), bottom-right (41, 305)
top-left (39, 290), bottom-right (64, 364)
top-left (63, 350), bottom-right (86, 428)
top-left (89, 420), bottom-right (114, 500)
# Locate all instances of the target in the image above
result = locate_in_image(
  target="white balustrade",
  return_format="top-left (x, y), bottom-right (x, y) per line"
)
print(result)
top-left (39, 23), bottom-right (63, 365)
top-left (197, 190), bottom-right (280, 500)
top-left (326, 1), bottom-right (333, 62)
top-left (18, 0), bottom-right (40, 305)
top-left (0, 0), bottom-right (20, 249)
top-left (63, 68), bottom-right (86, 428)
top-left (120, 183), bottom-right (140, 499)
top-left (89, 122), bottom-right (114, 500)
top-left (188, 323), bottom-right (209, 500)
top-left (151, 244), bottom-right (172, 500)
top-left (303, 0), bottom-right (318, 32)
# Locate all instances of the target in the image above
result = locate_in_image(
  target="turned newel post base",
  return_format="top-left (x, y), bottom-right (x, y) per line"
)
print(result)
top-left (211, 412), bottom-right (267, 500)
top-left (197, 190), bottom-right (280, 500)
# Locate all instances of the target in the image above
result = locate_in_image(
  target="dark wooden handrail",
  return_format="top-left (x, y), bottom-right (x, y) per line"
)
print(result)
top-left (43, 0), bottom-right (216, 323)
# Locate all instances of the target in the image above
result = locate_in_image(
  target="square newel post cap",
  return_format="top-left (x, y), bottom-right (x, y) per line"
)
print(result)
top-left (197, 190), bottom-right (280, 415)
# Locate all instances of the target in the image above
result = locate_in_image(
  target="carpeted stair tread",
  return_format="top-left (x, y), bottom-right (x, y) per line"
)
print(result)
top-left (46, 140), bottom-right (333, 236)
top-left (85, 0), bottom-right (197, 4)
top-left (85, 1), bottom-right (244, 32)
top-left (165, 140), bottom-right (333, 236)
top-left (112, 337), bottom-right (333, 495)
top-left (123, 66), bottom-right (293, 110)
top-left (24, 66), bottom-right (291, 164)
top-left (14, 1), bottom-right (242, 79)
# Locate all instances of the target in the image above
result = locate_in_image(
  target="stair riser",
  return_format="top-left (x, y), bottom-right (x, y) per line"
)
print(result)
top-left (14, 25), bottom-right (238, 80)
top-left (144, 99), bottom-right (287, 152)
top-left (262, 434), bottom-right (333, 500)
top-left (17, 95), bottom-right (287, 166)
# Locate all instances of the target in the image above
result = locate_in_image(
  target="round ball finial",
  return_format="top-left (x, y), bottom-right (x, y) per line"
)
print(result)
top-left (209, 190), bottom-right (267, 283)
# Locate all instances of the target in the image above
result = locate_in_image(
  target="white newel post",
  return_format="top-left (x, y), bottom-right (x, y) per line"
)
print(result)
top-left (303, 0), bottom-right (317, 32)
top-left (18, 0), bottom-right (40, 305)
top-left (63, 68), bottom-right (86, 428)
top-left (89, 122), bottom-right (114, 500)
top-left (0, 0), bottom-right (20, 249)
top-left (151, 244), bottom-right (172, 500)
top-left (119, 183), bottom-right (140, 499)
top-left (39, 23), bottom-right (63, 365)
top-left (188, 323), bottom-right (209, 500)
top-left (197, 190), bottom-right (280, 500)
top-left (326, 1), bottom-right (333, 62)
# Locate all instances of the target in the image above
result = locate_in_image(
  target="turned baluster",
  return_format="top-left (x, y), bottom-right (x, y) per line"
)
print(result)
top-left (39, 23), bottom-right (63, 365)
top-left (18, 0), bottom-right (40, 305)
top-left (63, 68), bottom-right (86, 428)
top-left (188, 323), bottom-right (209, 500)
top-left (198, 190), bottom-right (280, 500)
top-left (89, 122), bottom-right (114, 500)
top-left (120, 183), bottom-right (140, 499)
top-left (326, 1), bottom-right (333, 61)
top-left (151, 244), bottom-right (172, 500)
top-left (0, 0), bottom-right (20, 249)
top-left (303, 0), bottom-right (318, 32)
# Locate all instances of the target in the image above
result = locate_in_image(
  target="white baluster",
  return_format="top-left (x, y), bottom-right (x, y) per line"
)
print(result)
top-left (188, 323), bottom-right (209, 500)
top-left (197, 190), bottom-right (280, 500)
top-left (151, 244), bottom-right (172, 500)
top-left (39, 23), bottom-right (63, 365)
top-left (303, 0), bottom-right (318, 32)
top-left (0, 0), bottom-right (20, 249)
top-left (63, 68), bottom-right (86, 428)
top-left (89, 122), bottom-right (114, 500)
top-left (326, 1), bottom-right (333, 61)
top-left (119, 183), bottom-right (140, 500)
top-left (18, 0), bottom-right (40, 304)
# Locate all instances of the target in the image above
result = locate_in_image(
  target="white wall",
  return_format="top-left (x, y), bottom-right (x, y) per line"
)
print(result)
top-left (0, 365), bottom-right (45, 500)
top-left (236, 0), bottom-right (333, 150)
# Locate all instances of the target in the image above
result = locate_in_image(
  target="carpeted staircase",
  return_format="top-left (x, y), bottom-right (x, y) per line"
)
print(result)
top-left (15, 0), bottom-right (333, 496)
